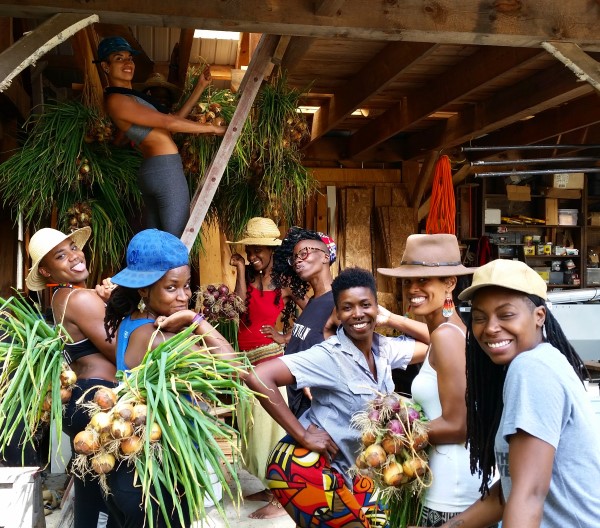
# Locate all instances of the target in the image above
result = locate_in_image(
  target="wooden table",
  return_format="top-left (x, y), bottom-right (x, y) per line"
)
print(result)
top-left (584, 360), bottom-right (600, 375)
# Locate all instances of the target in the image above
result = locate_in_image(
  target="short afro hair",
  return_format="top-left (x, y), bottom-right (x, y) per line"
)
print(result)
top-left (331, 267), bottom-right (377, 306)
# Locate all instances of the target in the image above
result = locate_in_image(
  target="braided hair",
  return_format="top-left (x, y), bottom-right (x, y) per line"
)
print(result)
top-left (272, 227), bottom-right (323, 332)
top-left (104, 286), bottom-right (140, 343)
top-left (465, 292), bottom-right (585, 497)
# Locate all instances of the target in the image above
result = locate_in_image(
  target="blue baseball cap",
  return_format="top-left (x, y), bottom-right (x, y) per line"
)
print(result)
top-left (111, 229), bottom-right (189, 288)
top-left (95, 36), bottom-right (140, 63)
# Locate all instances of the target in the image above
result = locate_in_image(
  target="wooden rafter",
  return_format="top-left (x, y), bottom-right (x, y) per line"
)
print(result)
top-left (314, 0), bottom-right (346, 17)
top-left (0, 12), bottom-right (98, 92)
top-left (1, 0), bottom-right (599, 50)
top-left (403, 62), bottom-right (595, 160)
top-left (348, 47), bottom-right (546, 157)
top-left (280, 37), bottom-right (314, 72)
top-left (176, 28), bottom-right (194, 87)
top-left (308, 42), bottom-right (437, 145)
top-left (181, 34), bottom-right (280, 250)
top-left (542, 41), bottom-right (600, 93)
top-left (470, 93), bottom-right (600, 151)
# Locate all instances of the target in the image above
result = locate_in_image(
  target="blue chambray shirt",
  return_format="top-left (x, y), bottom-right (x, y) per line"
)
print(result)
top-left (278, 326), bottom-right (415, 485)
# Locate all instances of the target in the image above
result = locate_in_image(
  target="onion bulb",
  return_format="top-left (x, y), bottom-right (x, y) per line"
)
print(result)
top-left (60, 387), bottom-right (73, 404)
top-left (148, 422), bottom-right (162, 442)
top-left (402, 457), bottom-right (427, 479)
top-left (120, 435), bottom-right (143, 455)
top-left (361, 431), bottom-right (377, 447)
top-left (89, 411), bottom-right (112, 433)
top-left (111, 419), bottom-right (134, 439)
top-left (381, 434), bottom-right (404, 455)
top-left (93, 387), bottom-right (117, 410)
top-left (355, 453), bottom-right (368, 469)
top-left (73, 430), bottom-right (100, 455)
top-left (91, 452), bottom-right (115, 474)
top-left (383, 460), bottom-right (404, 486)
top-left (42, 392), bottom-right (53, 411)
top-left (364, 444), bottom-right (387, 468)
top-left (60, 369), bottom-right (77, 388)
top-left (132, 404), bottom-right (147, 427)
top-left (113, 402), bottom-right (134, 422)
top-left (413, 432), bottom-right (429, 452)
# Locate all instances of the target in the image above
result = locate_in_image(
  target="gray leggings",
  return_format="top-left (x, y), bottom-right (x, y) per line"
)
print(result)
top-left (137, 153), bottom-right (190, 237)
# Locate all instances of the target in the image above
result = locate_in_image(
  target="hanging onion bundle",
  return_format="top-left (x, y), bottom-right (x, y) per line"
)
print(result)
top-left (351, 392), bottom-right (431, 528)
top-left (0, 294), bottom-right (76, 463)
top-left (72, 325), bottom-right (253, 528)
top-left (195, 284), bottom-right (245, 351)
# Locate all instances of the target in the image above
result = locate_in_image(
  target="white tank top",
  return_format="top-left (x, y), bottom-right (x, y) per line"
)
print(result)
top-left (411, 322), bottom-right (483, 512)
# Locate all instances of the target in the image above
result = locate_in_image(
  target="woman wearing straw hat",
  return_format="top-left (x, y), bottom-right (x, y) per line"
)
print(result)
top-left (428, 259), bottom-right (600, 528)
top-left (227, 217), bottom-right (298, 519)
top-left (379, 234), bottom-right (486, 527)
top-left (26, 226), bottom-right (118, 528)
top-left (96, 36), bottom-right (226, 237)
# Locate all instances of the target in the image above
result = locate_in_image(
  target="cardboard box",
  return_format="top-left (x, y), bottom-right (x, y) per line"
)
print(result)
top-left (545, 198), bottom-right (558, 225)
top-left (589, 212), bottom-right (600, 226)
top-left (539, 187), bottom-right (582, 199)
top-left (484, 208), bottom-right (501, 224)
top-left (506, 184), bottom-right (531, 201)
top-left (546, 172), bottom-right (585, 189)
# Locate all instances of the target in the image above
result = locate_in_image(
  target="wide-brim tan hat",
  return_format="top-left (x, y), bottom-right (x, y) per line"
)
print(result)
top-left (378, 233), bottom-right (475, 278)
top-left (25, 227), bottom-right (91, 291)
top-left (134, 73), bottom-right (182, 99)
top-left (458, 259), bottom-right (547, 301)
top-left (226, 217), bottom-right (282, 246)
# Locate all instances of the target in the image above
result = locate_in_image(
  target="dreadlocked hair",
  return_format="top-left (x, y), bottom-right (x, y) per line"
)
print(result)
top-left (465, 293), bottom-right (587, 498)
top-left (272, 227), bottom-right (321, 332)
top-left (465, 315), bottom-right (506, 498)
top-left (104, 286), bottom-right (140, 343)
top-left (241, 264), bottom-right (282, 327)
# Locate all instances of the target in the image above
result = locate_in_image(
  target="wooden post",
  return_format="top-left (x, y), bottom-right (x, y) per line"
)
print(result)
top-left (181, 34), bottom-right (280, 250)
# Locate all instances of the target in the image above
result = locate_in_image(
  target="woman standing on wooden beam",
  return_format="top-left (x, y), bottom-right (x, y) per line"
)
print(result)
top-left (96, 36), bottom-right (227, 237)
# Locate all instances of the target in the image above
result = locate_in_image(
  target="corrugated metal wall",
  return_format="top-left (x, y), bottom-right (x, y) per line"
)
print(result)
top-left (130, 27), bottom-right (238, 66)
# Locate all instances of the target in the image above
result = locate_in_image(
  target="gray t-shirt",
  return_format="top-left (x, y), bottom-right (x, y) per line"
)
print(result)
top-left (279, 327), bottom-right (414, 485)
top-left (495, 342), bottom-right (600, 527)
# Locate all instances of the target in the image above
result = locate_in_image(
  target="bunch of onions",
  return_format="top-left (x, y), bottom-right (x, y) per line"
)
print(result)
top-left (0, 294), bottom-right (73, 462)
top-left (351, 392), bottom-right (431, 528)
top-left (71, 388), bottom-right (163, 495)
top-left (73, 324), bottom-right (253, 528)
top-left (197, 284), bottom-right (246, 322)
top-left (196, 284), bottom-right (246, 350)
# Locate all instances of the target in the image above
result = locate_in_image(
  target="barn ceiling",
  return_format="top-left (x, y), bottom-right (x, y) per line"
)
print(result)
top-left (1, 0), bottom-right (600, 178)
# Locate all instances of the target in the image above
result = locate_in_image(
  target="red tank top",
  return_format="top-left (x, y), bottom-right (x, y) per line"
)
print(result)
top-left (237, 284), bottom-right (285, 351)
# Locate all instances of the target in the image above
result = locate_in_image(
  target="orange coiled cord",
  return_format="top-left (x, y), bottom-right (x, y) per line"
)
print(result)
top-left (425, 155), bottom-right (456, 235)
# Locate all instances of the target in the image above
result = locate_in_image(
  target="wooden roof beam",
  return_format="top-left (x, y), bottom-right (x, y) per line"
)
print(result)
top-left (468, 93), bottom-right (600, 151)
top-left (308, 42), bottom-right (437, 146)
top-left (403, 63), bottom-right (595, 160)
top-left (314, 0), bottom-right (346, 17)
top-left (542, 41), bottom-right (600, 94)
top-left (0, 12), bottom-right (98, 92)
top-left (348, 47), bottom-right (546, 157)
top-left (2, 0), bottom-right (600, 50)
top-left (175, 28), bottom-right (194, 87)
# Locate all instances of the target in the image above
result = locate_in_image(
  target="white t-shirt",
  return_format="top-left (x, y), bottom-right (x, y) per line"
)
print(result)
top-left (496, 342), bottom-right (600, 527)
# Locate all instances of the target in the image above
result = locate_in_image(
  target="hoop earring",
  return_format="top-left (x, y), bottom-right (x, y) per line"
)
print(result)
top-left (442, 293), bottom-right (455, 318)
top-left (137, 298), bottom-right (146, 312)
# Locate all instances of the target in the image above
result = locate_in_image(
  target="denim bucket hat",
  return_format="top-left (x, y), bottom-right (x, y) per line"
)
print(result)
top-left (95, 36), bottom-right (140, 63)
top-left (111, 229), bottom-right (189, 288)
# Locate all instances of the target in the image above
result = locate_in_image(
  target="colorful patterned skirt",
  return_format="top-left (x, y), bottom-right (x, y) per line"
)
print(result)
top-left (266, 435), bottom-right (388, 527)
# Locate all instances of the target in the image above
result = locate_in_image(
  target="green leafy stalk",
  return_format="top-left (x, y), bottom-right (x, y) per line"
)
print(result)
top-left (0, 293), bottom-right (70, 464)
